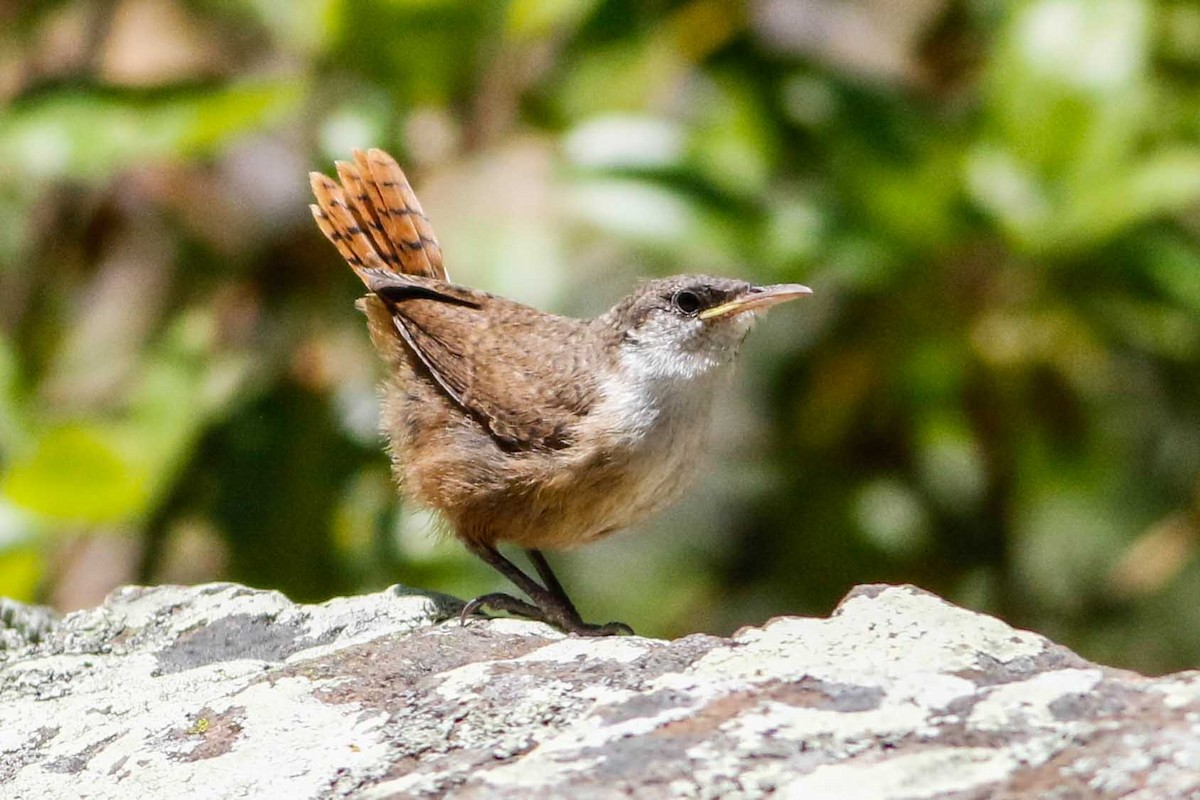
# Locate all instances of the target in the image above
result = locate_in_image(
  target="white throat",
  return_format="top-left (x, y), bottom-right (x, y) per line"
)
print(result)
top-left (598, 342), bottom-right (737, 447)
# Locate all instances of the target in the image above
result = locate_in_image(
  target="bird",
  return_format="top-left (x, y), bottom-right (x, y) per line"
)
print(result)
top-left (309, 148), bottom-right (810, 636)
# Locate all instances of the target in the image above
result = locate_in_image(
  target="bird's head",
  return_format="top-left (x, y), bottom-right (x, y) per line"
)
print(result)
top-left (605, 275), bottom-right (811, 380)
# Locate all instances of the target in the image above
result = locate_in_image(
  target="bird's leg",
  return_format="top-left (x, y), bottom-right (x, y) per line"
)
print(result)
top-left (461, 543), bottom-right (633, 636)
top-left (525, 549), bottom-right (577, 614)
top-left (464, 542), bottom-right (556, 606)
top-left (525, 549), bottom-right (635, 637)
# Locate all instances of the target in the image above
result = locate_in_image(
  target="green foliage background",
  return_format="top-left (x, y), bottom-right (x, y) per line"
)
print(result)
top-left (2, 0), bottom-right (1198, 672)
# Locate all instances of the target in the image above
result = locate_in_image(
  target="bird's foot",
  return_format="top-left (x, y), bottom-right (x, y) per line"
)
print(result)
top-left (460, 592), bottom-right (542, 624)
top-left (461, 592), bottom-right (633, 637)
top-left (572, 620), bottom-right (635, 637)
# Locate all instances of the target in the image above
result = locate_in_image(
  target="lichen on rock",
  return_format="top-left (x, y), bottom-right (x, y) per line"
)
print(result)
top-left (2, 582), bottom-right (1199, 799)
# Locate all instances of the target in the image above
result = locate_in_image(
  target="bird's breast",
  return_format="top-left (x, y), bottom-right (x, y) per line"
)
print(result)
top-left (557, 360), bottom-right (730, 540)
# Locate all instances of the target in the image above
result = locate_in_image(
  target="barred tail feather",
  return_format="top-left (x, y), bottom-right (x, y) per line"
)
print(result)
top-left (310, 149), bottom-right (447, 284)
top-left (357, 148), bottom-right (445, 280)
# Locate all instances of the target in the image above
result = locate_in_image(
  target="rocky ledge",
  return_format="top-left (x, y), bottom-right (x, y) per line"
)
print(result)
top-left (1, 582), bottom-right (1198, 799)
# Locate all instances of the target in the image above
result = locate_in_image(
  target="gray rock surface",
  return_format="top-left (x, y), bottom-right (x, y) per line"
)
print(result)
top-left (2, 582), bottom-right (1199, 799)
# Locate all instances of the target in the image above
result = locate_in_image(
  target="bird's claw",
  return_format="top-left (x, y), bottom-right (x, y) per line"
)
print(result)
top-left (461, 593), bottom-right (634, 637)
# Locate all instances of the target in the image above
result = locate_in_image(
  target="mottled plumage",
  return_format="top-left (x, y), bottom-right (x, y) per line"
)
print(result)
top-left (310, 149), bottom-right (810, 634)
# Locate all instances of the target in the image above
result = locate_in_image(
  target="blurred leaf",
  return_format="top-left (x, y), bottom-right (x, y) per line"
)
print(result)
top-left (0, 490), bottom-right (44, 600)
top-left (0, 81), bottom-right (302, 183)
top-left (507, 0), bottom-right (599, 38)
top-left (853, 478), bottom-right (931, 558)
top-left (1144, 235), bottom-right (1200, 314)
top-left (965, 145), bottom-right (1049, 247)
top-left (760, 194), bottom-right (825, 272)
top-left (1063, 150), bottom-right (1200, 247)
top-left (0, 335), bottom-right (30, 458)
top-left (332, 0), bottom-right (495, 104)
top-left (849, 143), bottom-right (964, 251)
top-left (232, 0), bottom-right (340, 53)
top-left (0, 184), bottom-right (36, 270)
top-left (915, 413), bottom-right (987, 514)
top-left (557, 0), bottom-right (742, 119)
top-left (0, 547), bottom-right (43, 602)
top-left (1009, 0), bottom-right (1146, 94)
top-left (989, 0), bottom-right (1148, 176)
top-left (557, 38), bottom-right (686, 119)
top-left (564, 115), bottom-right (685, 171)
top-left (1094, 296), bottom-right (1200, 360)
top-left (121, 308), bottom-right (254, 510)
top-left (332, 467), bottom-right (394, 583)
top-left (318, 96), bottom-right (392, 162)
top-left (0, 499), bottom-right (41, 552)
top-left (570, 175), bottom-right (750, 270)
top-left (571, 177), bottom-right (699, 245)
top-left (971, 147), bottom-right (1200, 254)
top-left (2, 425), bottom-right (148, 524)
top-left (688, 77), bottom-right (777, 198)
top-left (1161, 3), bottom-right (1200, 66)
top-left (1014, 460), bottom-right (1132, 612)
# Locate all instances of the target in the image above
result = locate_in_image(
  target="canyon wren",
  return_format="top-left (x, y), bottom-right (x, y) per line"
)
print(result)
top-left (310, 149), bottom-right (811, 636)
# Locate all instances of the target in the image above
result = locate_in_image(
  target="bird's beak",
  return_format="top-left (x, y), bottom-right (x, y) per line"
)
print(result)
top-left (699, 283), bottom-right (813, 321)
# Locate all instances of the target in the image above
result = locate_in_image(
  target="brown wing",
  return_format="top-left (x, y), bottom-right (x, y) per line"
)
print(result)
top-left (369, 274), bottom-right (602, 451)
top-left (311, 149), bottom-right (599, 450)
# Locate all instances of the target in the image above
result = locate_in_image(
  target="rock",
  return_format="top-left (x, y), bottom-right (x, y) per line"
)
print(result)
top-left (0, 598), bottom-right (58, 652)
top-left (2, 582), bottom-right (1199, 799)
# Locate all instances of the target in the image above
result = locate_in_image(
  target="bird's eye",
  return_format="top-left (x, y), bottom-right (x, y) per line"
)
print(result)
top-left (672, 290), bottom-right (702, 316)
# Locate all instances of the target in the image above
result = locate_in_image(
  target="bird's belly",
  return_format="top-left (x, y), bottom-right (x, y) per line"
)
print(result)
top-left (434, 366), bottom-right (724, 550)
top-left (504, 418), bottom-right (709, 549)
top-left (593, 438), bottom-right (701, 532)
